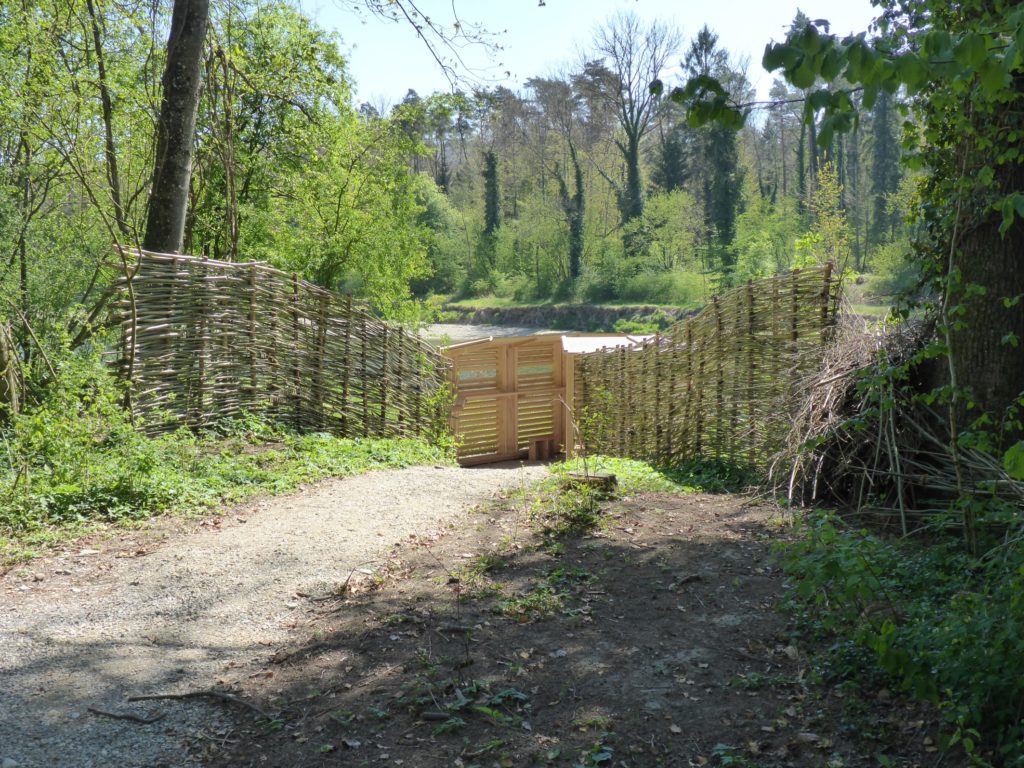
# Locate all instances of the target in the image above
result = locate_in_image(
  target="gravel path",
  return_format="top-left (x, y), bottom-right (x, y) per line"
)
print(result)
top-left (0, 463), bottom-right (546, 768)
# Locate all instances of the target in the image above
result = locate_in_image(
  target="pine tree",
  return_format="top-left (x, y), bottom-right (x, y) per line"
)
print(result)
top-left (869, 90), bottom-right (901, 250)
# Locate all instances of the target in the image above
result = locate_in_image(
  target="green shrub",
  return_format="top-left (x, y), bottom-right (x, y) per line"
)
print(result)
top-left (616, 270), bottom-right (706, 307)
top-left (781, 512), bottom-right (1024, 764)
top-left (863, 240), bottom-right (919, 299)
top-left (0, 350), bottom-right (452, 563)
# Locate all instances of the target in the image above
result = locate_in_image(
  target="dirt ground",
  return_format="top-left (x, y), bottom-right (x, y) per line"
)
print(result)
top-left (0, 464), bottom-right (547, 768)
top-left (202, 484), bottom-right (945, 768)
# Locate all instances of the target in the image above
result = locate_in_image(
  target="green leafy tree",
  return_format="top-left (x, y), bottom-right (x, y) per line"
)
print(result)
top-left (670, 0), bottom-right (1024, 432)
top-left (762, 0), bottom-right (1024, 430)
top-left (680, 26), bottom-right (747, 270)
top-left (867, 90), bottom-right (901, 250)
top-left (795, 162), bottom-right (852, 273)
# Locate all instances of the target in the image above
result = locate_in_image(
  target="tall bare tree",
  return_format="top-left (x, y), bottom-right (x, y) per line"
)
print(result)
top-left (591, 12), bottom-right (680, 235)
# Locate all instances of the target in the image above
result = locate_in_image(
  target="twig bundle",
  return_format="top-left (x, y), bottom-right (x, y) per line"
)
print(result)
top-left (776, 314), bottom-right (1024, 532)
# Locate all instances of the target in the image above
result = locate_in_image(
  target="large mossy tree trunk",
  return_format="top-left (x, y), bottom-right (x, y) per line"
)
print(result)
top-left (142, 0), bottom-right (210, 254)
top-left (949, 182), bottom-right (1024, 440)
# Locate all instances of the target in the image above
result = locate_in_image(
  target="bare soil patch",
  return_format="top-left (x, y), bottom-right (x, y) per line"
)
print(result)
top-left (204, 488), bottom-right (940, 768)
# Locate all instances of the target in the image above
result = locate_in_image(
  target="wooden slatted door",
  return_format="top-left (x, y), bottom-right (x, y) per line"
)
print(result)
top-left (446, 336), bottom-right (564, 466)
top-left (514, 342), bottom-right (562, 454)
top-left (450, 342), bottom-right (506, 464)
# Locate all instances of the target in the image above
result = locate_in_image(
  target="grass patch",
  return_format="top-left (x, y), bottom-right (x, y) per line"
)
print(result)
top-left (550, 456), bottom-right (757, 495)
top-left (443, 296), bottom-right (551, 309)
top-left (848, 303), bottom-right (892, 317)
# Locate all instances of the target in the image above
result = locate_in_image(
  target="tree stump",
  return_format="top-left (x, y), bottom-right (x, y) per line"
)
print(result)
top-left (562, 471), bottom-right (617, 495)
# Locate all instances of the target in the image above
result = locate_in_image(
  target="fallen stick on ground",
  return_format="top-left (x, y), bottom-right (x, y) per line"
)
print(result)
top-left (87, 707), bottom-right (165, 724)
top-left (127, 690), bottom-right (273, 721)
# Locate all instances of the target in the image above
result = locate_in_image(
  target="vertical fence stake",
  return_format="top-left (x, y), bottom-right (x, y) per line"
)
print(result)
top-left (316, 295), bottom-right (328, 430)
top-left (361, 315), bottom-right (369, 438)
top-left (341, 295), bottom-right (352, 436)
top-left (248, 264), bottom-right (258, 410)
top-left (291, 273), bottom-right (302, 427)
top-left (713, 295), bottom-right (724, 460)
top-left (746, 280), bottom-right (756, 464)
top-left (380, 326), bottom-right (390, 435)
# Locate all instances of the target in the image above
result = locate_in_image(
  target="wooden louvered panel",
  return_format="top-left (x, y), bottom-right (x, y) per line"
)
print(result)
top-left (516, 346), bottom-right (556, 391)
top-left (446, 335), bottom-right (565, 465)
top-left (453, 347), bottom-right (500, 392)
top-left (516, 393), bottom-right (556, 451)
top-left (456, 394), bottom-right (501, 460)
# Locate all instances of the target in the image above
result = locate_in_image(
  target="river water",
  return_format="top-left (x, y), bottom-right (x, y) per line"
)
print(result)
top-left (419, 323), bottom-right (556, 348)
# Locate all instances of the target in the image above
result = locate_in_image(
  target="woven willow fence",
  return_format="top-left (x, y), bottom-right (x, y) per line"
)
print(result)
top-left (0, 322), bottom-right (20, 418)
top-left (112, 251), bottom-right (449, 438)
top-left (575, 265), bottom-right (841, 471)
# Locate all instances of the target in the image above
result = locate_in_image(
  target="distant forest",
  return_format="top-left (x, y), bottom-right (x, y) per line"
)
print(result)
top-left (1, 1), bottom-right (911, 327)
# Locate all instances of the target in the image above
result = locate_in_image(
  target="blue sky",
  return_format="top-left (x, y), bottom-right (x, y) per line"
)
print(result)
top-left (299, 0), bottom-right (880, 108)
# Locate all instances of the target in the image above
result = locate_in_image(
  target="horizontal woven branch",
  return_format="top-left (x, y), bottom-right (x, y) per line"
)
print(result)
top-left (575, 265), bottom-right (841, 472)
top-left (111, 250), bottom-right (450, 439)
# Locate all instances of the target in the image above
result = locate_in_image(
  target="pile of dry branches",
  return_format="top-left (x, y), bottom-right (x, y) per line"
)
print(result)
top-left (774, 311), bottom-right (1024, 537)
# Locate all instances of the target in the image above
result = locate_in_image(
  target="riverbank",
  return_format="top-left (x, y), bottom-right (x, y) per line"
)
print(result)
top-left (439, 302), bottom-right (692, 332)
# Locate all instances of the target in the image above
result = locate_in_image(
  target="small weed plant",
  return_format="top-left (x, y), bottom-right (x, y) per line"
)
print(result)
top-left (529, 485), bottom-right (604, 536)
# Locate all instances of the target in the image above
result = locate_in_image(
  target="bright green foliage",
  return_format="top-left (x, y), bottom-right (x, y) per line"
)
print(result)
top-left (793, 162), bottom-right (852, 272)
top-left (256, 109), bottom-right (430, 315)
top-left (0, 0), bottom-right (434, 342)
top-left (0, 348), bottom-right (451, 564)
top-left (551, 456), bottom-right (755, 495)
top-left (782, 513), bottom-right (1024, 763)
top-left (420, 14), bottom-right (910, 307)
top-left (758, 0), bottom-right (1024, 424)
top-left (1004, 441), bottom-right (1024, 480)
top-left (732, 196), bottom-right (802, 281)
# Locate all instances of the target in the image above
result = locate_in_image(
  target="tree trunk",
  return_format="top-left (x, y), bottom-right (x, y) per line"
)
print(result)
top-left (87, 0), bottom-right (129, 240)
top-left (555, 142), bottom-right (586, 282)
top-left (482, 150), bottom-right (500, 236)
top-left (950, 193), bottom-right (1024, 438)
top-left (568, 144), bottom-right (585, 281)
top-left (623, 134), bottom-right (643, 223)
top-left (143, 0), bottom-right (210, 254)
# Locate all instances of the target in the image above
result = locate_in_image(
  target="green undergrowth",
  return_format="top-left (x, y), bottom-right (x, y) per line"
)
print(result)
top-left (1, 421), bottom-right (449, 564)
top-left (0, 355), bottom-right (451, 564)
top-left (550, 455), bottom-right (758, 495)
top-left (780, 512), bottom-right (1024, 766)
top-left (511, 456), bottom-right (757, 539)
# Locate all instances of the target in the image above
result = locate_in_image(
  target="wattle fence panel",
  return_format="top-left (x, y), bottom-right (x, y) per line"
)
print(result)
top-left (111, 251), bottom-right (449, 439)
top-left (574, 265), bottom-right (841, 471)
